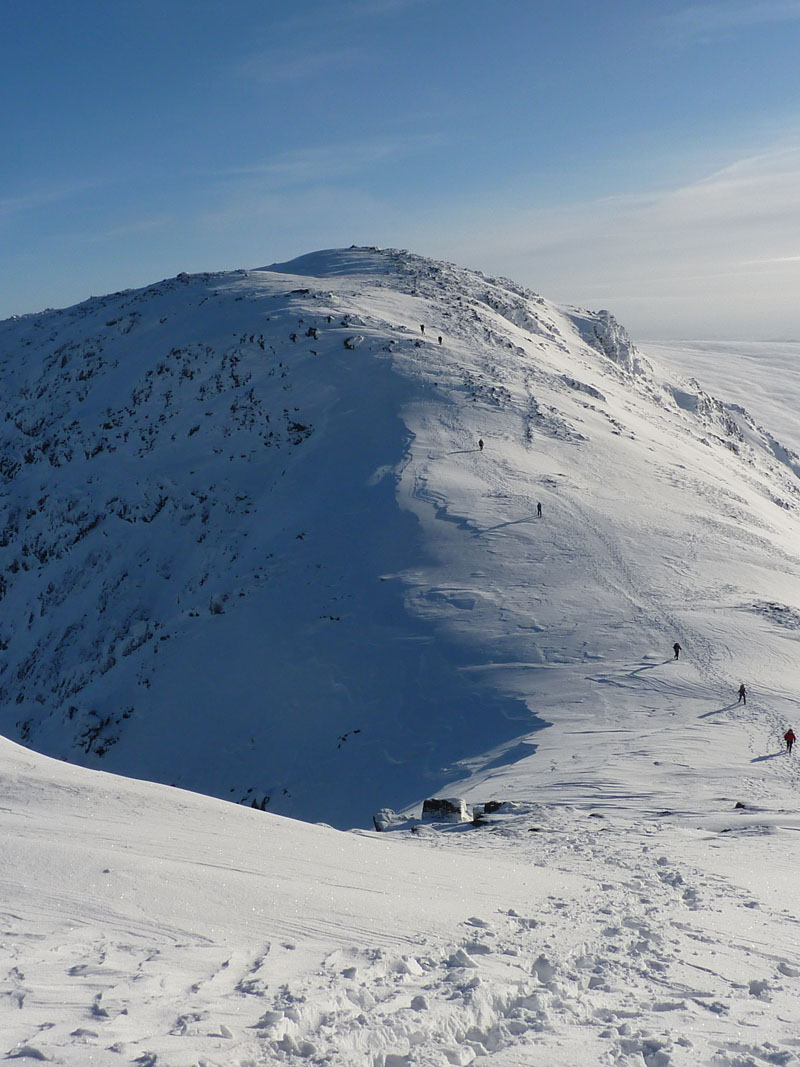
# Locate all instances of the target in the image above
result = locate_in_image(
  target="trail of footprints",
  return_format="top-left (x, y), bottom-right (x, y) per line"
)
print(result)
top-left (258, 839), bottom-right (798, 1067)
top-left (3, 828), bottom-right (798, 1065)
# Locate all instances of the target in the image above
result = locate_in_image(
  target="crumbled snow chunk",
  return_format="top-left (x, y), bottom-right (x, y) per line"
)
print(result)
top-left (396, 956), bottom-right (424, 975)
top-left (532, 954), bottom-right (557, 983)
top-left (748, 978), bottom-right (771, 998)
top-left (447, 948), bottom-right (478, 969)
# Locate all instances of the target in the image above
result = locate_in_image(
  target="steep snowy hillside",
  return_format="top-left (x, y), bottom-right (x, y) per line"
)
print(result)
top-left (2, 247), bottom-right (800, 829)
top-left (641, 339), bottom-right (800, 457)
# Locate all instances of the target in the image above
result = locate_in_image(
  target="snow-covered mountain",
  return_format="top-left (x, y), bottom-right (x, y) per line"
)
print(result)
top-left (4, 247), bottom-right (800, 1065)
top-left (3, 246), bottom-right (800, 829)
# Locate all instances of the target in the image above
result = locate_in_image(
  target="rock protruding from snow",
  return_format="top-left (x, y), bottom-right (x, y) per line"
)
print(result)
top-left (567, 308), bottom-right (646, 376)
top-left (422, 797), bottom-right (469, 822)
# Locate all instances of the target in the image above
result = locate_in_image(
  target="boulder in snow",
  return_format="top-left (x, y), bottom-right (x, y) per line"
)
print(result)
top-left (472, 800), bottom-right (505, 826)
top-left (421, 797), bottom-right (469, 822)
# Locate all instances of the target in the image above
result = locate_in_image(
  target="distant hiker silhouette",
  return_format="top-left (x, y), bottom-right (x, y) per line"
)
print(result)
top-left (673, 642), bottom-right (681, 660)
top-left (784, 728), bottom-right (796, 753)
top-left (478, 439), bottom-right (484, 451)
top-left (420, 324), bottom-right (425, 334)
top-left (537, 501), bottom-right (542, 518)
top-left (438, 335), bottom-right (443, 344)
top-left (737, 683), bottom-right (747, 705)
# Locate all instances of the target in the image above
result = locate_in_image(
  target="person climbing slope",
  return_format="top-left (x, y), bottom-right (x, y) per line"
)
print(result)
top-left (784, 727), bottom-right (796, 754)
top-left (737, 683), bottom-right (747, 705)
top-left (673, 642), bottom-right (681, 660)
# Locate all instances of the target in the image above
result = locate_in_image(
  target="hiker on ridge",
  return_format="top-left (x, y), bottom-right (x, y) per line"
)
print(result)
top-left (737, 683), bottom-right (747, 705)
top-left (785, 728), bottom-right (796, 754)
top-left (673, 642), bottom-right (681, 660)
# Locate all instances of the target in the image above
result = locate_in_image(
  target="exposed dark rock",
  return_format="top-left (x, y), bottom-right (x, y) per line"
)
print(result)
top-left (421, 797), bottom-right (468, 822)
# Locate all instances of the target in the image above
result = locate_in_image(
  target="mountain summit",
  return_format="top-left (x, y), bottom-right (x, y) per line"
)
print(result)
top-left (2, 247), bottom-right (799, 827)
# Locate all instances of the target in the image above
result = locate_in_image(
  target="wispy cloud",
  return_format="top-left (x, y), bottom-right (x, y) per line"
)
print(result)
top-left (234, 45), bottom-right (359, 85)
top-left (412, 138), bottom-right (800, 337)
top-left (0, 178), bottom-right (105, 222)
top-left (233, 0), bottom-right (436, 85)
top-left (660, 0), bottom-right (800, 40)
top-left (340, 0), bottom-right (434, 16)
top-left (86, 215), bottom-right (174, 243)
top-left (214, 132), bottom-right (446, 188)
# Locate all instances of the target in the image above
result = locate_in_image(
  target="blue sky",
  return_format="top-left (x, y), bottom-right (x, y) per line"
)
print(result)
top-left (3, 0), bottom-right (800, 338)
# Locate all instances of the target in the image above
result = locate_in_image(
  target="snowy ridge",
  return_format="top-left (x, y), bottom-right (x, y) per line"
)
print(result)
top-left (2, 247), bottom-right (800, 829)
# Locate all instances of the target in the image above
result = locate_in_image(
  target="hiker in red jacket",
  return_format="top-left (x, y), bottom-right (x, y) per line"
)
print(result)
top-left (784, 728), bottom-right (796, 754)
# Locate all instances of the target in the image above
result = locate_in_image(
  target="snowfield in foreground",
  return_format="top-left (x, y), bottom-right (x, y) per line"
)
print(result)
top-left (3, 732), bottom-right (800, 1067)
top-left (2, 248), bottom-right (800, 1063)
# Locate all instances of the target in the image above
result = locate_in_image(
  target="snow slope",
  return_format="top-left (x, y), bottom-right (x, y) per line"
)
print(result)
top-left (3, 729), bottom-right (800, 1066)
top-left (2, 247), bottom-right (800, 1064)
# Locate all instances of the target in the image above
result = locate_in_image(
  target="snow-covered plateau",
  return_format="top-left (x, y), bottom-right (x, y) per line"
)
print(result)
top-left (1, 247), bottom-right (799, 1065)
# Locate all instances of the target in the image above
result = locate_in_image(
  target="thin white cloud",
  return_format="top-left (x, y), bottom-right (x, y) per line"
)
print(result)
top-left (341, 0), bottom-right (434, 16)
top-left (235, 45), bottom-right (360, 85)
top-left (252, 0), bottom-right (433, 36)
top-left (410, 138), bottom-right (800, 337)
top-left (214, 132), bottom-right (445, 188)
top-left (87, 215), bottom-right (174, 243)
top-left (0, 178), bottom-right (105, 221)
top-left (232, 0), bottom-right (437, 85)
top-left (661, 0), bottom-right (800, 39)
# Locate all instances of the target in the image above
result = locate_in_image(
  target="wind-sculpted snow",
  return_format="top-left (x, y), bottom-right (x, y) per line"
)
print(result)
top-left (564, 307), bottom-right (647, 376)
top-left (2, 247), bottom-right (800, 832)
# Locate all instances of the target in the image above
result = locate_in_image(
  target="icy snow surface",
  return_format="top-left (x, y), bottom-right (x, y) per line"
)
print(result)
top-left (1, 248), bottom-right (800, 1064)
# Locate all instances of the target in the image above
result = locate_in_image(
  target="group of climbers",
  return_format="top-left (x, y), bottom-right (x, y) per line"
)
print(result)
top-left (450, 339), bottom-right (795, 763)
top-left (674, 643), bottom-right (796, 755)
